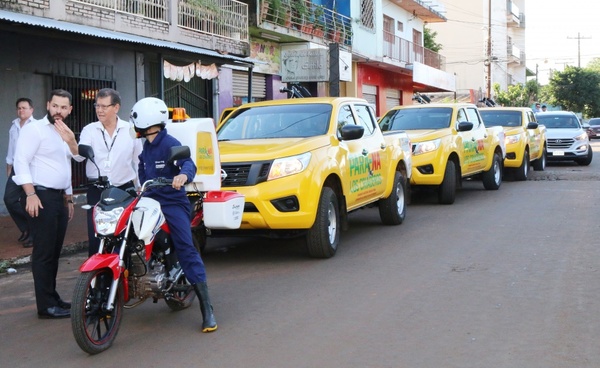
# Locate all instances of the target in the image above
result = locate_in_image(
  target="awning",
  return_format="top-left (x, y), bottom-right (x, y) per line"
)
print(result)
top-left (0, 9), bottom-right (253, 65)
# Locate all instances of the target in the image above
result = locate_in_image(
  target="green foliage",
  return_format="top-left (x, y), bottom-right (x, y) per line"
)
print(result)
top-left (313, 5), bottom-right (325, 30)
top-left (492, 79), bottom-right (539, 107)
top-left (586, 57), bottom-right (600, 73)
top-left (424, 26), bottom-right (442, 53)
top-left (547, 66), bottom-right (600, 117)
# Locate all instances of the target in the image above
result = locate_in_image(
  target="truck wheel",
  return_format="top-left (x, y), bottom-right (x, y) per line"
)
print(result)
top-left (576, 147), bottom-right (593, 166)
top-left (306, 187), bottom-right (340, 258)
top-left (514, 149), bottom-right (529, 181)
top-left (438, 160), bottom-right (456, 204)
top-left (532, 147), bottom-right (546, 171)
top-left (378, 171), bottom-right (406, 225)
top-left (483, 152), bottom-right (502, 190)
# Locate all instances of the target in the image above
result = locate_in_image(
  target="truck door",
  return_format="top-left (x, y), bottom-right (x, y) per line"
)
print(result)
top-left (465, 107), bottom-right (488, 172)
top-left (339, 103), bottom-right (387, 208)
top-left (457, 107), bottom-right (482, 174)
top-left (526, 110), bottom-right (542, 158)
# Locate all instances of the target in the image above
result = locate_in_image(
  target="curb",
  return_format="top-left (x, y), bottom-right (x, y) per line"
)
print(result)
top-left (0, 241), bottom-right (89, 275)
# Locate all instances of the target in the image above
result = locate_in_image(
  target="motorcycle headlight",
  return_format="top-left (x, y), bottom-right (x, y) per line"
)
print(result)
top-left (268, 152), bottom-right (311, 180)
top-left (94, 207), bottom-right (125, 235)
top-left (505, 134), bottom-right (520, 145)
top-left (413, 139), bottom-right (441, 155)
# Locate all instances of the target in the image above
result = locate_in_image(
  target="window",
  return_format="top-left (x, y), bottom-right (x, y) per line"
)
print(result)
top-left (383, 15), bottom-right (394, 42)
top-left (457, 108), bottom-right (467, 123)
top-left (337, 105), bottom-right (354, 138)
top-left (466, 108), bottom-right (482, 127)
top-left (397, 21), bottom-right (403, 32)
top-left (354, 104), bottom-right (376, 135)
top-left (360, 0), bottom-right (375, 30)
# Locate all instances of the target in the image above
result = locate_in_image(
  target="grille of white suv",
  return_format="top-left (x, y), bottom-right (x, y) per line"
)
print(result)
top-left (547, 138), bottom-right (574, 149)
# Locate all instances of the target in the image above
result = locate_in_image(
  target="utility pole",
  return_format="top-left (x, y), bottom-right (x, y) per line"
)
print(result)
top-left (486, 0), bottom-right (492, 98)
top-left (567, 32), bottom-right (591, 67)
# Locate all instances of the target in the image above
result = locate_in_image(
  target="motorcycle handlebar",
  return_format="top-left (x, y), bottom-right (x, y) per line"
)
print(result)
top-left (140, 177), bottom-right (173, 192)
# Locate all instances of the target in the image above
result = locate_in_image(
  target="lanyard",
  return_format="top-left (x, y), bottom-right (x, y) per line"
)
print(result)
top-left (101, 127), bottom-right (121, 153)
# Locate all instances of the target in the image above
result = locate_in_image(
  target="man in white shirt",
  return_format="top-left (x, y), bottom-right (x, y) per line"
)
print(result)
top-left (71, 88), bottom-right (142, 256)
top-left (13, 89), bottom-right (80, 319)
top-left (4, 98), bottom-right (34, 246)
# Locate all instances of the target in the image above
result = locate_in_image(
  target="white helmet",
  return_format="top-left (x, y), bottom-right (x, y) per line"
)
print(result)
top-left (130, 97), bottom-right (169, 131)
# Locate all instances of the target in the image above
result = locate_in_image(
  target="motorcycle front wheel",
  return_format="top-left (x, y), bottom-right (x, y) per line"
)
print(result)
top-left (71, 268), bottom-right (124, 355)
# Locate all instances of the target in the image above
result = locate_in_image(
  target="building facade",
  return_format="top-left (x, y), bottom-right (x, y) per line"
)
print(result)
top-left (428, 0), bottom-right (527, 101)
top-left (0, 0), bottom-right (253, 213)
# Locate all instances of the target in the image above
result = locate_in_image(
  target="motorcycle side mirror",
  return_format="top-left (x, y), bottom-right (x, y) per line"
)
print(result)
top-left (78, 144), bottom-right (102, 180)
top-left (78, 144), bottom-right (94, 160)
top-left (168, 146), bottom-right (191, 164)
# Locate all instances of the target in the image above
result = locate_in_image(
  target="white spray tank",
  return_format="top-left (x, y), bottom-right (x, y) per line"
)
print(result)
top-left (165, 109), bottom-right (221, 192)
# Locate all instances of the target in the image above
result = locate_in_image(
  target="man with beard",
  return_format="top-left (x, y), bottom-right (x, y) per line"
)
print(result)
top-left (69, 88), bottom-right (142, 256)
top-left (13, 89), bottom-right (79, 319)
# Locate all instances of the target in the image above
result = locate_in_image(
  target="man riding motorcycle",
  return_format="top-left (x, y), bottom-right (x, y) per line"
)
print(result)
top-left (131, 97), bottom-right (217, 333)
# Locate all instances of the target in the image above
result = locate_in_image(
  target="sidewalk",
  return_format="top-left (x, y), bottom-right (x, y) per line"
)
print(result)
top-left (0, 203), bottom-right (89, 271)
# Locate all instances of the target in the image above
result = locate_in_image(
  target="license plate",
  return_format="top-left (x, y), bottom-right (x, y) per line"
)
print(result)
top-left (553, 150), bottom-right (565, 156)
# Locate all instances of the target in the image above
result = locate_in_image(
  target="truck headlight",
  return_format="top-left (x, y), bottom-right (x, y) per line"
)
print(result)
top-left (413, 139), bottom-right (441, 155)
top-left (574, 132), bottom-right (588, 141)
top-left (505, 134), bottom-right (520, 145)
top-left (268, 152), bottom-right (311, 180)
top-left (94, 207), bottom-right (124, 235)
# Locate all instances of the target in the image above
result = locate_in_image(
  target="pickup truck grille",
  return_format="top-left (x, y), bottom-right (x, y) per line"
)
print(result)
top-left (221, 162), bottom-right (272, 187)
top-left (547, 138), bottom-right (574, 149)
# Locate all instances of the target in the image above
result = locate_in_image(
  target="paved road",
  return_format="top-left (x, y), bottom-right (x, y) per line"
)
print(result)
top-left (1, 143), bottom-right (599, 367)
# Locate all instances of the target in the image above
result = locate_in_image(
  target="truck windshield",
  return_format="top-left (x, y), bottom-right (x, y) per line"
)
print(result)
top-left (218, 104), bottom-right (332, 140)
top-left (479, 111), bottom-right (522, 127)
top-left (379, 107), bottom-right (452, 131)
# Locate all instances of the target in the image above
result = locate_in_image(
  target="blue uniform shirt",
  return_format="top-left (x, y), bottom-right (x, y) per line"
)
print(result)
top-left (138, 128), bottom-right (196, 207)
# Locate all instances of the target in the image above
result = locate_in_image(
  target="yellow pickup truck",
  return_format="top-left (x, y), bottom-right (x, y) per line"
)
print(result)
top-left (215, 97), bottom-right (412, 258)
top-left (379, 103), bottom-right (505, 204)
top-left (479, 107), bottom-right (547, 180)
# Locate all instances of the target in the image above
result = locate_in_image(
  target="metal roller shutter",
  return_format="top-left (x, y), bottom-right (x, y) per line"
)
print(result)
top-left (232, 71), bottom-right (266, 98)
top-left (385, 89), bottom-right (401, 110)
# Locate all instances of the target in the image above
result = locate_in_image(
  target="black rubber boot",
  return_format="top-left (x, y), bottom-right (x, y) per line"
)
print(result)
top-left (193, 282), bottom-right (218, 332)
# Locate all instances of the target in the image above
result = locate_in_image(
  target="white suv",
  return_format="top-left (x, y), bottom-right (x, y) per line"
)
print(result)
top-left (536, 111), bottom-right (593, 166)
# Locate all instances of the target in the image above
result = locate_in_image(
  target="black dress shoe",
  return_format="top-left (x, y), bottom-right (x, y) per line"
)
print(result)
top-left (18, 231), bottom-right (28, 242)
top-left (57, 299), bottom-right (71, 309)
top-left (38, 306), bottom-right (70, 319)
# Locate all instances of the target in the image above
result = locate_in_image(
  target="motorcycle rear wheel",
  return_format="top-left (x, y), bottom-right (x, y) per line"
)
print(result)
top-left (71, 268), bottom-right (124, 355)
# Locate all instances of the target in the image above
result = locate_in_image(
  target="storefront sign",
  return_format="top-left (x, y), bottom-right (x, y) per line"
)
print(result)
top-left (281, 48), bottom-right (329, 82)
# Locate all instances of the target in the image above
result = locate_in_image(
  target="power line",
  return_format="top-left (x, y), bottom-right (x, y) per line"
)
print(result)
top-left (567, 32), bottom-right (592, 67)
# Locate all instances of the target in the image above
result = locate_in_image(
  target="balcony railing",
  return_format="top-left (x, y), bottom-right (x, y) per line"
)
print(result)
top-left (259, 1), bottom-right (353, 46)
top-left (383, 32), bottom-right (445, 70)
top-left (72, 0), bottom-right (169, 22)
top-left (178, 0), bottom-right (248, 42)
top-left (71, 0), bottom-right (248, 42)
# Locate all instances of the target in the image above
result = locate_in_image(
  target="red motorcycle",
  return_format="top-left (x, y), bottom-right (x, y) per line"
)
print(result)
top-left (71, 145), bottom-right (198, 354)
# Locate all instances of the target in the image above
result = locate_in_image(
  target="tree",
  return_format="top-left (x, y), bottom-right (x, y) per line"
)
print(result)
top-left (586, 57), bottom-right (600, 73)
top-left (492, 79), bottom-right (539, 107)
top-left (424, 26), bottom-right (442, 53)
top-left (546, 66), bottom-right (600, 117)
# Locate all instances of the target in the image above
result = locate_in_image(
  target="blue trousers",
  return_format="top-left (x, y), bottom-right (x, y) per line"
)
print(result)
top-left (161, 201), bottom-right (207, 284)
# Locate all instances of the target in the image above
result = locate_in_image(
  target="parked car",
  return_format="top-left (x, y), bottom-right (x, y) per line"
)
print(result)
top-left (535, 111), bottom-right (593, 165)
top-left (585, 117), bottom-right (600, 139)
top-left (379, 103), bottom-right (505, 204)
top-left (215, 97), bottom-right (413, 258)
top-left (480, 107), bottom-right (547, 180)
